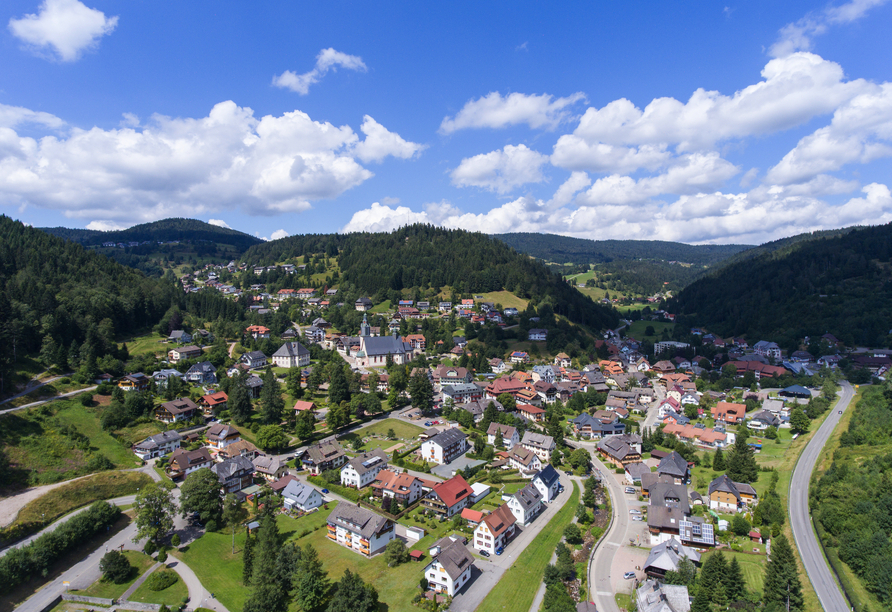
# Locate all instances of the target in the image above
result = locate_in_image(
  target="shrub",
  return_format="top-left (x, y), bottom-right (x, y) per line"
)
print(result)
top-left (204, 519), bottom-right (218, 532)
top-left (147, 570), bottom-right (178, 591)
top-left (100, 550), bottom-right (132, 584)
top-left (156, 550), bottom-right (168, 563)
top-left (60, 377), bottom-right (71, 384)
top-left (80, 393), bottom-right (94, 407)
top-left (171, 534), bottom-right (181, 547)
top-left (144, 540), bottom-right (157, 555)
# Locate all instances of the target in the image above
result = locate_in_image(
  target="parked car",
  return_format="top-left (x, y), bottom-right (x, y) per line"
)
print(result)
top-left (629, 509), bottom-right (642, 515)
top-left (624, 487), bottom-right (636, 494)
top-left (623, 571), bottom-right (636, 579)
top-left (321, 488), bottom-right (329, 494)
top-left (495, 547), bottom-right (504, 555)
top-left (424, 421), bottom-right (433, 426)
top-left (480, 550), bottom-right (490, 557)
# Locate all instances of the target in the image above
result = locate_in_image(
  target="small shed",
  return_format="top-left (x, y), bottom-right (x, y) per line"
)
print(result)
top-left (409, 550), bottom-right (424, 562)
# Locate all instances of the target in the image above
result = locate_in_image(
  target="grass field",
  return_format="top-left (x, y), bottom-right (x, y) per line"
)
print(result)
top-left (9, 470), bottom-right (152, 531)
top-left (476, 482), bottom-right (580, 612)
top-left (702, 550), bottom-right (764, 594)
top-left (128, 568), bottom-right (189, 606)
top-left (0, 399), bottom-right (144, 491)
top-left (626, 320), bottom-right (675, 339)
top-left (352, 418), bottom-right (423, 439)
top-left (178, 508), bottom-right (438, 612)
top-left (478, 291), bottom-right (529, 311)
top-left (121, 331), bottom-right (169, 357)
top-left (370, 300), bottom-right (391, 313)
top-left (77, 551), bottom-right (156, 600)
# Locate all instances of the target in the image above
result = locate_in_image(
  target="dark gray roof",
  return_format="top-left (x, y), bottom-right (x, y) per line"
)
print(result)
top-left (344, 449), bottom-right (388, 476)
top-left (649, 483), bottom-right (691, 514)
top-left (252, 455), bottom-right (282, 474)
top-left (211, 456), bottom-right (254, 480)
top-left (428, 428), bottom-right (467, 448)
top-left (707, 474), bottom-right (756, 499)
top-left (430, 536), bottom-right (474, 581)
top-left (657, 451), bottom-right (689, 479)
top-left (327, 502), bottom-right (393, 539)
top-left (187, 361), bottom-right (215, 374)
top-left (245, 375), bottom-right (263, 388)
top-left (273, 341), bottom-right (310, 359)
top-left (644, 537), bottom-right (701, 574)
top-left (534, 464), bottom-right (560, 488)
top-left (244, 350), bottom-right (266, 360)
top-left (283, 481), bottom-right (320, 506)
top-left (362, 336), bottom-right (411, 356)
top-left (513, 482), bottom-right (543, 511)
top-left (521, 431), bottom-right (554, 450)
top-left (306, 440), bottom-right (345, 464)
top-left (135, 430), bottom-right (182, 450)
top-left (625, 462), bottom-right (651, 479)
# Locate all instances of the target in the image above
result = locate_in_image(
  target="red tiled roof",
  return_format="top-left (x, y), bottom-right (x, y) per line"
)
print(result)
top-left (461, 508), bottom-right (484, 523)
top-left (432, 475), bottom-right (472, 507)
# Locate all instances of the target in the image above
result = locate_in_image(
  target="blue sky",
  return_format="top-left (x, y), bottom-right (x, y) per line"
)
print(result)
top-left (2, 0), bottom-right (891, 244)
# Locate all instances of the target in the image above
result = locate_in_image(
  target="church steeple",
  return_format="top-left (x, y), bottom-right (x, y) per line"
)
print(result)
top-left (360, 313), bottom-right (370, 337)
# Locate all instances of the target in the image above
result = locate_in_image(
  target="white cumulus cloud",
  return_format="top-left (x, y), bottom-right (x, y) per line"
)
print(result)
top-left (0, 101), bottom-right (420, 224)
top-left (86, 219), bottom-right (129, 231)
top-left (352, 115), bottom-right (425, 163)
top-left (450, 144), bottom-right (549, 194)
top-left (273, 48), bottom-right (367, 95)
top-left (771, 0), bottom-right (889, 58)
top-left (0, 103), bottom-right (65, 129)
top-left (440, 91), bottom-right (586, 134)
top-left (270, 229), bottom-right (289, 240)
top-left (8, 0), bottom-right (118, 62)
top-left (207, 219), bottom-right (231, 229)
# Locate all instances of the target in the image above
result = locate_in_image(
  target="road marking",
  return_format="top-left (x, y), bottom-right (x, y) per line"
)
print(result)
top-left (605, 542), bottom-right (620, 547)
top-left (597, 591), bottom-right (612, 596)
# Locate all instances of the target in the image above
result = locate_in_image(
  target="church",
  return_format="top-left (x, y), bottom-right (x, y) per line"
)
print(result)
top-left (351, 314), bottom-right (414, 368)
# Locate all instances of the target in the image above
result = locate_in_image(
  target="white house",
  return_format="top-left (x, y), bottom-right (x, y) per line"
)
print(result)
top-left (507, 446), bottom-right (542, 476)
top-left (240, 351), bottom-right (268, 369)
top-left (421, 429), bottom-right (469, 465)
top-left (326, 502), bottom-right (395, 557)
top-left (133, 430), bottom-right (182, 460)
top-left (424, 536), bottom-right (475, 597)
top-left (532, 465), bottom-right (561, 503)
top-left (486, 423), bottom-right (519, 449)
top-left (340, 449), bottom-right (388, 488)
top-left (509, 483), bottom-right (543, 526)
top-left (520, 431), bottom-right (555, 462)
top-left (528, 329), bottom-right (548, 341)
top-left (753, 340), bottom-right (782, 360)
top-left (272, 341), bottom-right (311, 368)
top-left (282, 480), bottom-right (323, 513)
top-left (473, 504), bottom-right (516, 555)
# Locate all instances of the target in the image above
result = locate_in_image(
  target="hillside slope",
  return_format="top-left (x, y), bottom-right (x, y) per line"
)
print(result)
top-left (244, 225), bottom-right (619, 330)
top-left (0, 216), bottom-right (178, 391)
top-left (668, 223), bottom-right (892, 347)
top-left (495, 233), bottom-right (752, 265)
top-left (40, 218), bottom-right (262, 252)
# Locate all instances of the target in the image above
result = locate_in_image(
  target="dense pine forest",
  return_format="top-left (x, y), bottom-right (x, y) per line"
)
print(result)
top-left (40, 218), bottom-right (263, 251)
top-left (244, 225), bottom-right (619, 330)
top-left (495, 233), bottom-right (751, 266)
top-left (668, 223), bottom-right (892, 347)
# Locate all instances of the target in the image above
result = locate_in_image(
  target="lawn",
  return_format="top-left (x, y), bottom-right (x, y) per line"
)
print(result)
top-left (120, 331), bottom-right (169, 357)
top-left (53, 402), bottom-right (142, 468)
top-left (626, 320), bottom-right (675, 339)
top-left (10, 470), bottom-right (153, 531)
top-left (478, 291), bottom-right (529, 311)
top-left (702, 550), bottom-right (764, 594)
top-left (76, 551), bottom-right (156, 600)
top-left (114, 420), bottom-right (164, 446)
top-left (476, 482), bottom-right (581, 612)
top-left (177, 508), bottom-right (438, 612)
top-left (353, 418), bottom-right (424, 440)
top-left (5, 378), bottom-right (95, 408)
top-left (128, 567), bottom-right (189, 606)
top-left (370, 300), bottom-right (392, 313)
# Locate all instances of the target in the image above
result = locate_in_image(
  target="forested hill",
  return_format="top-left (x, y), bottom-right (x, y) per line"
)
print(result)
top-left (495, 233), bottom-right (752, 265)
top-left (704, 226), bottom-right (859, 272)
top-left (0, 216), bottom-right (180, 388)
top-left (667, 223), bottom-right (892, 348)
top-left (244, 225), bottom-right (619, 330)
top-left (40, 218), bottom-right (262, 252)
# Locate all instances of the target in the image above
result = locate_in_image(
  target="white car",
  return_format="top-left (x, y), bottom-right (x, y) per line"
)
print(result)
top-left (629, 509), bottom-right (642, 515)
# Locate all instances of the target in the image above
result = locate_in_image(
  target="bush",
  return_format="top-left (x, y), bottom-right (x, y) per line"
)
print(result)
top-left (171, 533), bottom-right (181, 547)
top-left (147, 570), bottom-right (178, 591)
top-left (99, 550), bottom-right (133, 584)
top-left (87, 454), bottom-right (115, 472)
top-left (80, 393), bottom-right (94, 407)
top-left (144, 540), bottom-right (157, 555)
top-left (615, 467), bottom-right (624, 474)
top-left (204, 519), bottom-right (218, 532)
top-left (156, 550), bottom-right (168, 563)
top-left (60, 377), bottom-right (71, 384)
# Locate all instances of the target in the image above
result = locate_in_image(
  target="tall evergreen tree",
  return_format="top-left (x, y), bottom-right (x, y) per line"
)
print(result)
top-left (259, 368), bottom-right (284, 424)
top-left (293, 543), bottom-right (328, 612)
top-left (328, 364), bottom-right (351, 405)
top-left (326, 569), bottom-right (378, 612)
top-left (724, 556), bottom-right (746, 602)
top-left (712, 447), bottom-right (726, 471)
top-left (408, 370), bottom-right (434, 414)
top-left (763, 535), bottom-right (803, 612)
top-left (251, 514), bottom-right (280, 587)
top-left (726, 431), bottom-right (759, 483)
top-left (229, 370), bottom-right (253, 425)
top-left (242, 532), bottom-right (255, 586)
top-left (697, 551), bottom-right (727, 601)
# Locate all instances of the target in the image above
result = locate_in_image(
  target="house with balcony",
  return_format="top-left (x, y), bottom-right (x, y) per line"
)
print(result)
top-left (168, 345), bottom-right (202, 363)
top-left (119, 372), bottom-right (150, 392)
top-left (421, 429), bottom-right (468, 465)
top-left (508, 482), bottom-right (543, 525)
top-left (240, 351), bottom-right (268, 369)
top-left (283, 480), bottom-right (323, 512)
top-left (707, 474), bottom-right (758, 513)
top-left (326, 502), bottom-right (395, 557)
top-left (210, 456), bottom-right (255, 494)
top-left (521, 431), bottom-right (555, 462)
top-left (473, 504), bottom-right (516, 555)
top-left (133, 430), bottom-right (182, 460)
top-left (423, 474), bottom-right (473, 518)
top-left (424, 536), bottom-right (475, 597)
top-left (340, 449), bottom-right (389, 488)
top-left (169, 447), bottom-right (213, 478)
top-left (205, 423), bottom-right (240, 450)
top-left (303, 439), bottom-right (347, 475)
top-left (199, 391), bottom-right (228, 415)
top-left (486, 423), bottom-right (519, 449)
top-left (371, 470), bottom-right (424, 505)
top-left (155, 398), bottom-right (199, 423)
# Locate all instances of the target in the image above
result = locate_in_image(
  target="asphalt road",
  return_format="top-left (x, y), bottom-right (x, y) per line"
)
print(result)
top-left (0, 385), bottom-right (98, 416)
top-left (588, 452), bottom-right (627, 612)
top-left (789, 380), bottom-right (854, 612)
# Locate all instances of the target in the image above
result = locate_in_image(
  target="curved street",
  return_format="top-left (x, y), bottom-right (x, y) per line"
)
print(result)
top-left (789, 380), bottom-right (855, 612)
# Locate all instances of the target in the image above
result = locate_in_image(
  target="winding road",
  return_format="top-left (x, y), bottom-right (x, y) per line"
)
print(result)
top-left (789, 380), bottom-right (855, 612)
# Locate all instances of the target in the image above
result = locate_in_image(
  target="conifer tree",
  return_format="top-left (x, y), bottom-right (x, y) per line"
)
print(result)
top-left (724, 556), bottom-right (746, 602)
top-left (259, 368), bottom-right (284, 424)
top-left (763, 535), bottom-right (803, 611)
top-left (726, 431), bottom-right (759, 483)
top-left (712, 447), bottom-right (725, 471)
top-left (228, 370), bottom-right (253, 425)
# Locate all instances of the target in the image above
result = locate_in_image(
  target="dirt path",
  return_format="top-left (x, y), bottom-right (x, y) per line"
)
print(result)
top-left (228, 342), bottom-right (237, 358)
top-left (0, 372), bottom-right (74, 405)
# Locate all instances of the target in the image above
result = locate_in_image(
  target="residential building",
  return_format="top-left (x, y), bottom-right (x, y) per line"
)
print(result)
top-left (371, 470), bottom-right (424, 504)
top-left (185, 361), bottom-right (217, 385)
top-left (155, 397), bottom-right (199, 423)
top-left (246, 325), bottom-right (271, 339)
top-left (474, 504), bottom-right (516, 555)
top-left (433, 366), bottom-right (473, 386)
top-left (532, 465), bottom-right (561, 503)
top-left (168, 330), bottom-right (192, 344)
top-left (625, 462), bottom-right (651, 485)
top-left (425, 536), bottom-right (475, 597)
top-left (509, 351), bottom-right (529, 364)
top-left (509, 482), bottom-right (543, 525)
top-left (340, 449), bottom-right (389, 488)
top-left (327, 502), bottom-right (395, 557)
top-left (246, 374), bottom-right (263, 398)
top-left (748, 410), bottom-right (781, 430)
top-left (133, 430), bottom-right (182, 460)
top-left (421, 429), bottom-right (469, 465)
top-left (423, 475), bottom-right (473, 518)
top-left (218, 439), bottom-right (260, 461)
top-left (656, 451), bottom-right (690, 484)
top-left (199, 391), bottom-right (228, 415)
top-left (486, 423), bottom-right (519, 449)
top-left (643, 538), bottom-right (701, 580)
top-left (355, 297), bottom-right (373, 311)
top-left (636, 580), bottom-right (691, 612)
top-left (168, 345), bottom-right (202, 363)
top-left (528, 329), bottom-right (548, 341)
top-left (253, 455), bottom-right (286, 481)
top-left (707, 474), bottom-right (758, 513)
top-left (570, 412), bottom-right (625, 439)
top-left (517, 403), bottom-right (546, 422)
top-left (597, 434), bottom-right (643, 466)
top-left (119, 372), bottom-right (150, 392)
top-left (272, 341), bottom-right (311, 368)
top-left (240, 350), bottom-right (268, 369)
top-left (283, 480), bottom-right (324, 512)
top-left (169, 447), bottom-right (213, 477)
top-left (711, 401), bottom-right (746, 424)
top-left (205, 423), bottom-right (240, 450)
top-left (441, 383), bottom-right (484, 404)
top-left (521, 431), bottom-right (555, 462)
top-left (303, 439), bottom-right (347, 475)
top-left (210, 456), bottom-right (255, 493)
top-left (506, 446), bottom-right (542, 476)
top-left (753, 340), bottom-right (782, 360)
